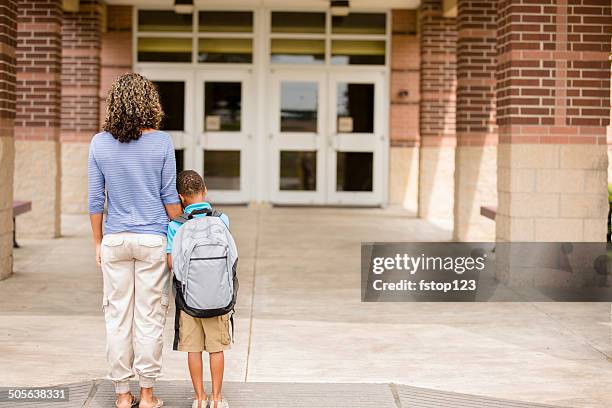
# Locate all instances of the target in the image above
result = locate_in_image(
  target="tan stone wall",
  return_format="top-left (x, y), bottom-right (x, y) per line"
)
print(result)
top-left (453, 146), bottom-right (496, 241)
top-left (418, 145), bottom-right (455, 220)
top-left (61, 143), bottom-right (89, 214)
top-left (389, 146), bottom-right (419, 212)
top-left (497, 144), bottom-right (608, 242)
top-left (14, 140), bottom-right (61, 239)
top-left (0, 136), bottom-right (15, 280)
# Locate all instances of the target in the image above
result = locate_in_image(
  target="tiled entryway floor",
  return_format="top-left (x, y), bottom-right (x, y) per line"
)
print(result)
top-left (1, 207), bottom-right (610, 407)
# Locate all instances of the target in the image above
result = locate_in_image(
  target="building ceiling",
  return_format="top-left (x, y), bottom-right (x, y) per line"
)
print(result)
top-left (104, 0), bottom-right (421, 10)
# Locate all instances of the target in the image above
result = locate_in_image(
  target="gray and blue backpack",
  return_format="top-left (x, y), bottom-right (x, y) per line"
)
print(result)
top-left (170, 208), bottom-right (238, 349)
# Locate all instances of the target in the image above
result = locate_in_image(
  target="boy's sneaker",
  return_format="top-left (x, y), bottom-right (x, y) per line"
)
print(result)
top-left (209, 399), bottom-right (229, 408)
top-left (191, 399), bottom-right (207, 408)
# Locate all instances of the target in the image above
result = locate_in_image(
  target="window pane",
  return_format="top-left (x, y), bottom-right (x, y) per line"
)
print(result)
top-left (271, 39), bottom-right (324, 64)
top-left (175, 149), bottom-right (184, 174)
top-left (271, 12), bottom-right (325, 33)
top-left (199, 11), bottom-right (253, 32)
top-left (204, 150), bottom-right (241, 190)
top-left (332, 13), bottom-right (386, 35)
top-left (138, 10), bottom-right (192, 32)
top-left (331, 40), bottom-right (385, 65)
top-left (281, 82), bottom-right (318, 133)
top-left (337, 83), bottom-right (374, 133)
top-left (198, 38), bottom-right (252, 63)
top-left (280, 151), bottom-right (317, 191)
top-left (336, 152), bottom-right (373, 192)
top-left (154, 81), bottom-right (185, 131)
top-left (138, 37), bottom-right (192, 62)
top-left (205, 82), bottom-right (241, 132)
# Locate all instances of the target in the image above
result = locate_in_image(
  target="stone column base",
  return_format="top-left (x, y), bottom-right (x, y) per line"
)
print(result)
top-left (0, 136), bottom-right (14, 280)
top-left (453, 145), bottom-right (496, 241)
top-left (61, 142), bottom-right (90, 214)
top-left (14, 140), bottom-right (61, 239)
top-left (389, 146), bottom-right (419, 212)
top-left (497, 143), bottom-right (607, 242)
top-left (418, 145), bottom-right (455, 220)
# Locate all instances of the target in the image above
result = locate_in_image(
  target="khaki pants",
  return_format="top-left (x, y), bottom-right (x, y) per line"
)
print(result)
top-left (101, 232), bottom-right (170, 393)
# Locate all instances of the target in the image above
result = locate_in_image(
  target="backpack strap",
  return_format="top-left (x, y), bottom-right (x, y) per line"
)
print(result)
top-left (171, 213), bottom-right (190, 225)
top-left (172, 208), bottom-right (223, 224)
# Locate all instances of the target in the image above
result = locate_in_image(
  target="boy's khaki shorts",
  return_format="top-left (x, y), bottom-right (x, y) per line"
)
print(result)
top-left (177, 311), bottom-right (232, 353)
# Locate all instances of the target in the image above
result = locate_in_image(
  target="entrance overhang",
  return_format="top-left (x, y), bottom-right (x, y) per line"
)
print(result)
top-left (105, 0), bottom-right (421, 10)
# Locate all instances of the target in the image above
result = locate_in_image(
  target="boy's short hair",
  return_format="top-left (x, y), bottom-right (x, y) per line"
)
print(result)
top-left (177, 170), bottom-right (206, 196)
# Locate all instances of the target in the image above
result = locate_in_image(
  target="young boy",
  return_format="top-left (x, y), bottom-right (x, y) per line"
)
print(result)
top-left (167, 170), bottom-right (231, 408)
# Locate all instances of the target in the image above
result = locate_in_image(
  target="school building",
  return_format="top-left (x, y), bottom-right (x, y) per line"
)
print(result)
top-left (0, 0), bottom-right (611, 279)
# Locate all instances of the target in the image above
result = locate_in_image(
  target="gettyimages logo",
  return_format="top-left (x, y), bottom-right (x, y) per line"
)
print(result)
top-left (361, 242), bottom-right (612, 302)
top-left (371, 253), bottom-right (487, 275)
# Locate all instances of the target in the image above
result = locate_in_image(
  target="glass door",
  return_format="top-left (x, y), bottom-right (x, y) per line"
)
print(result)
top-left (327, 71), bottom-right (384, 205)
top-left (138, 69), bottom-right (195, 174)
top-left (195, 70), bottom-right (252, 204)
top-left (269, 70), bottom-right (327, 204)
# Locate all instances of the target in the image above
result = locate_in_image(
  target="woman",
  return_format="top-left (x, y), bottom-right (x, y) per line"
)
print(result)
top-left (88, 73), bottom-right (182, 408)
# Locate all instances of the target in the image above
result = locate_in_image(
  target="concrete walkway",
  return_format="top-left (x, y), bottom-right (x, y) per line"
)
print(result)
top-left (1, 207), bottom-right (611, 408)
top-left (0, 380), bottom-right (561, 407)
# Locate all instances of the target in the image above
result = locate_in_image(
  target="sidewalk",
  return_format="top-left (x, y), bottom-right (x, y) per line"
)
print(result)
top-left (0, 207), bottom-right (611, 408)
top-left (0, 380), bottom-right (561, 408)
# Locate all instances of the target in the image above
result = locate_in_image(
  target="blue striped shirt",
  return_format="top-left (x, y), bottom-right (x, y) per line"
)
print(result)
top-left (87, 130), bottom-right (181, 236)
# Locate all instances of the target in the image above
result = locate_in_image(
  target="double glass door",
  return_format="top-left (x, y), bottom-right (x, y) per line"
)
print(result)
top-left (270, 70), bottom-right (384, 205)
top-left (140, 68), bottom-right (252, 204)
top-left (139, 67), bottom-right (384, 206)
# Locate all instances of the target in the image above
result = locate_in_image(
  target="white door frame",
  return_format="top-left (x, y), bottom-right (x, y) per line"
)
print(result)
top-left (327, 70), bottom-right (386, 206)
top-left (269, 69), bottom-right (327, 204)
top-left (136, 67), bottom-right (196, 169)
top-left (195, 69), bottom-right (253, 204)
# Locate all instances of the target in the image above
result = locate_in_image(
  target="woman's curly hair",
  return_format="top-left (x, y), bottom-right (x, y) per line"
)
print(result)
top-left (103, 73), bottom-right (163, 143)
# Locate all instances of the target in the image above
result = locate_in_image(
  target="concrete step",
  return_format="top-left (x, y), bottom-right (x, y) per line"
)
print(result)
top-left (0, 381), bottom-right (562, 408)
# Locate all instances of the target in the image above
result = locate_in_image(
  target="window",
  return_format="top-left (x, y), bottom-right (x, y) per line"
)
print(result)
top-left (154, 81), bottom-right (185, 130)
top-left (271, 39), bottom-right (325, 65)
top-left (198, 38), bottom-right (253, 63)
top-left (271, 12), bottom-right (325, 34)
top-left (199, 11), bottom-right (253, 32)
top-left (136, 9), bottom-right (254, 64)
top-left (138, 10), bottom-right (192, 32)
top-left (280, 151), bottom-right (317, 191)
top-left (270, 11), bottom-right (387, 66)
top-left (204, 150), bottom-right (241, 190)
top-left (280, 82), bottom-right (318, 133)
top-left (204, 82), bottom-right (242, 131)
top-left (137, 38), bottom-right (192, 62)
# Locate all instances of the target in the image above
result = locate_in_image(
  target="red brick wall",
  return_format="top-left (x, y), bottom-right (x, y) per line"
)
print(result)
top-left (419, 0), bottom-right (457, 147)
top-left (99, 5), bottom-right (132, 127)
top-left (61, 0), bottom-right (103, 142)
top-left (496, 0), bottom-right (611, 145)
top-left (15, 0), bottom-right (62, 141)
top-left (456, 0), bottom-right (497, 146)
top-left (390, 9), bottom-right (420, 147)
top-left (0, 0), bottom-right (16, 125)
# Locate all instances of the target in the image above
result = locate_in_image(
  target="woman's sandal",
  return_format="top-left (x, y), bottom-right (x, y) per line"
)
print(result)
top-left (115, 393), bottom-right (139, 408)
top-left (139, 397), bottom-right (164, 408)
top-left (191, 398), bottom-right (208, 408)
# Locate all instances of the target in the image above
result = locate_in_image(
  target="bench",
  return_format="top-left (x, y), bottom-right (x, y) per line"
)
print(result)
top-left (12, 200), bottom-right (32, 248)
top-left (480, 205), bottom-right (497, 221)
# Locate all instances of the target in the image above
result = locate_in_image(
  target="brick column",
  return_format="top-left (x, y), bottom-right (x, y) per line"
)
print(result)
top-left (0, 0), bottom-right (17, 280)
top-left (496, 0), bottom-right (611, 242)
top-left (453, 0), bottom-right (498, 241)
top-left (418, 0), bottom-right (457, 220)
top-left (61, 0), bottom-right (102, 214)
top-left (389, 9), bottom-right (420, 212)
top-left (14, 0), bottom-right (62, 238)
top-left (100, 5), bottom-right (132, 125)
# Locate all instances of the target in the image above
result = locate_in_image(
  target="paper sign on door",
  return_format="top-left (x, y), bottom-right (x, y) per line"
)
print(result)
top-left (338, 116), bottom-right (353, 133)
top-left (206, 115), bottom-right (221, 131)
